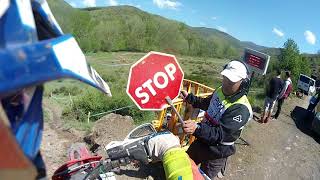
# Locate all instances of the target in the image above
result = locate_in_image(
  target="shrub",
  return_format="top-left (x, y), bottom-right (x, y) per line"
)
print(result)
top-left (62, 86), bottom-right (154, 124)
top-left (247, 96), bottom-right (256, 106)
top-left (52, 86), bottom-right (82, 96)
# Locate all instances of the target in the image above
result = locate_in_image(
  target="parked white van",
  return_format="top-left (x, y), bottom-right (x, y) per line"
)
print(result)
top-left (297, 74), bottom-right (316, 95)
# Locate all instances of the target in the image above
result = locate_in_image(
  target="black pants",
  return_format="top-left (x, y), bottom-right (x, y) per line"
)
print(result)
top-left (274, 98), bottom-right (284, 119)
top-left (187, 141), bottom-right (228, 179)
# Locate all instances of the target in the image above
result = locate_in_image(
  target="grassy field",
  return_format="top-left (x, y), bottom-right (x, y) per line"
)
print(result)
top-left (44, 52), bottom-right (265, 131)
top-left (84, 51), bottom-right (230, 88)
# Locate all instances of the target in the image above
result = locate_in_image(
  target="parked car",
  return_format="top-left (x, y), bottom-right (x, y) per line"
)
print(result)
top-left (297, 74), bottom-right (316, 95)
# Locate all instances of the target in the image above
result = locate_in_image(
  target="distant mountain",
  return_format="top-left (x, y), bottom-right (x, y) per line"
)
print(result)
top-left (241, 41), bottom-right (266, 51)
top-left (192, 27), bottom-right (242, 49)
top-left (48, 0), bottom-right (280, 58)
top-left (193, 27), bottom-right (281, 56)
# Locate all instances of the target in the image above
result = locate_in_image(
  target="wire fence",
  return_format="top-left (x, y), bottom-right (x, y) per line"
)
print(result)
top-left (47, 55), bottom-right (138, 123)
top-left (50, 92), bottom-right (136, 123)
top-left (90, 105), bottom-right (135, 118)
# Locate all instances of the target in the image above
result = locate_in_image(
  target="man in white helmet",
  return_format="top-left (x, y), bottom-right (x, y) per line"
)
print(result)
top-left (181, 60), bottom-right (253, 179)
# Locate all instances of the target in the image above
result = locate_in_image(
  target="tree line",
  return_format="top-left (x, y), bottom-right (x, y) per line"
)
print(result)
top-left (253, 39), bottom-right (314, 90)
top-left (49, 2), bottom-right (240, 58)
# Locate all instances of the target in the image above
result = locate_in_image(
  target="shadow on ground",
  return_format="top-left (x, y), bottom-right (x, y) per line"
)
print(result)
top-left (115, 162), bottom-right (165, 180)
top-left (291, 106), bottom-right (320, 144)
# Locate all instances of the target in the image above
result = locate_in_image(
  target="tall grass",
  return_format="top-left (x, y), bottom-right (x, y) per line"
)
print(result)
top-left (62, 84), bottom-right (154, 125)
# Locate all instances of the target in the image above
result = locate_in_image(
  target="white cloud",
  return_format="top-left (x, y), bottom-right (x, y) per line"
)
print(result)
top-left (217, 26), bottom-right (227, 33)
top-left (200, 22), bottom-right (206, 26)
top-left (108, 0), bottom-right (118, 6)
top-left (211, 16), bottom-right (217, 20)
top-left (153, 0), bottom-right (182, 10)
top-left (69, 2), bottom-right (77, 7)
top-left (304, 30), bottom-right (316, 45)
top-left (272, 28), bottom-right (284, 37)
top-left (83, 0), bottom-right (96, 7)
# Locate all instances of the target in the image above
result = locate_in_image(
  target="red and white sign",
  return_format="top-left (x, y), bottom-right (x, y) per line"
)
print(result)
top-left (243, 48), bottom-right (270, 75)
top-left (126, 51), bottom-right (184, 110)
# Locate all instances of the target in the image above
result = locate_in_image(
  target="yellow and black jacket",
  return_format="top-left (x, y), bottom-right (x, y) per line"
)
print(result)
top-left (185, 86), bottom-right (252, 158)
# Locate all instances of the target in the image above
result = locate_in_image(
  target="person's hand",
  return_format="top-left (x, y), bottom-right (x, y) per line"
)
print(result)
top-left (180, 90), bottom-right (188, 99)
top-left (182, 120), bottom-right (197, 135)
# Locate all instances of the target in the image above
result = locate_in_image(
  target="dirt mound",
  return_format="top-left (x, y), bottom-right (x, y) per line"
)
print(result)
top-left (84, 113), bottom-right (135, 152)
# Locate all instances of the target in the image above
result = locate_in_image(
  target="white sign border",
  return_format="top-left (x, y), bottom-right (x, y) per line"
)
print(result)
top-left (126, 51), bottom-right (184, 111)
top-left (244, 48), bottom-right (270, 75)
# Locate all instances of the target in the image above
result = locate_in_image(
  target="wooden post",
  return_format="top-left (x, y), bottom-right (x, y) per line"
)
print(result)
top-left (87, 112), bottom-right (91, 124)
top-left (69, 93), bottom-right (74, 108)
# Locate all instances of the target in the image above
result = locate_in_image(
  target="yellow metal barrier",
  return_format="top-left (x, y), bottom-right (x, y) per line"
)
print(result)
top-left (152, 79), bottom-right (214, 146)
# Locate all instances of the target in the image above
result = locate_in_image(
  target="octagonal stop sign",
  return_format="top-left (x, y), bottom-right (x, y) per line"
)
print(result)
top-left (126, 51), bottom-right (184, 110)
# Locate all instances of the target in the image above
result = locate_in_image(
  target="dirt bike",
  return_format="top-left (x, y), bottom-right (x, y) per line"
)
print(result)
top-left (52, 123), bottom-right (211, 180)
top-left (53, 123), bottom-right (158, 180)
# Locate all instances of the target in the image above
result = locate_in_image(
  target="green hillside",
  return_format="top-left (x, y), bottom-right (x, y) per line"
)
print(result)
top-left (48, 0), bottom-right (277, 58)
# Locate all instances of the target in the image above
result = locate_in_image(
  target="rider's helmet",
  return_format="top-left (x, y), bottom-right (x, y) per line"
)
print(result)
top-left (0, 0), bottom-right (111, 178)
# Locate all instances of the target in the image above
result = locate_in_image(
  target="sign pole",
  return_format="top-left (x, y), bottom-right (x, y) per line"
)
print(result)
top-left (239, 71), bottom-right (255, 146)
top-left (247, 71), bottom-right (255, 95)
top-left (165, 96), bottom-right (185, 125)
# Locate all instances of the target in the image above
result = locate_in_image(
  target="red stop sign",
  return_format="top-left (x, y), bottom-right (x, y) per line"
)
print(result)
top-left (126, 51), bottom-right (184, 110)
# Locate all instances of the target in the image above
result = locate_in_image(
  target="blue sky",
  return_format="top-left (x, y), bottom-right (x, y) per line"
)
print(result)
top-left (65, 0), bottom-right (319, 53)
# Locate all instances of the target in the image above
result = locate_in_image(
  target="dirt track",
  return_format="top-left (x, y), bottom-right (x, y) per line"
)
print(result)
top-left (42, 96), bottom-right (320, 180)
top-left (41, 99), bottom-right (84, 177)
top-left (226, 97), bottom-right (320, 180)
